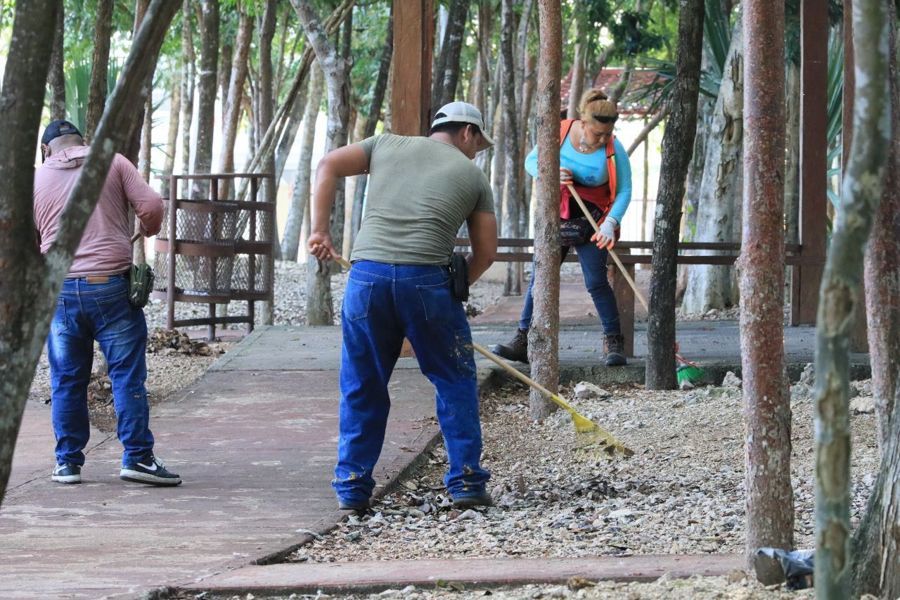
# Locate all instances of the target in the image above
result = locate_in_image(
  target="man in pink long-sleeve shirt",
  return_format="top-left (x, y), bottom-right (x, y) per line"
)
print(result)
top-left (34, 119), bottom-right (181, 487)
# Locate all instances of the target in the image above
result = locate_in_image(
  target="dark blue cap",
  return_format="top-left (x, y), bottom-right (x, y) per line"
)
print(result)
top-left (41, 119), bottom-right (82, 145)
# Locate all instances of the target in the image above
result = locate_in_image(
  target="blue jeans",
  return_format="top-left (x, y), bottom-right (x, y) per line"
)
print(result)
top-left (519, 243), bottom-right (621, 335)
top-left (334, 261), bottom-right (489, 504)
top-left (47, 275), bottom-right (154, 466)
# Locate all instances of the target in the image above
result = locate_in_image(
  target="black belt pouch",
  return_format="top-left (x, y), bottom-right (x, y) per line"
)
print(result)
top-left (449, 253), bottom-right (469, 302)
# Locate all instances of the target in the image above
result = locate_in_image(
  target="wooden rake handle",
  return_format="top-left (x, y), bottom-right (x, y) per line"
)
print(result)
top-left (472, 342), bottom-right (579, 416)
top-left (565, 183), bottom-right (649, 313)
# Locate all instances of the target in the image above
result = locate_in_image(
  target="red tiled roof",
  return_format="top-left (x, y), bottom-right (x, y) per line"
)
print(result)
top-left (561, 67), bottom-right (668, 116)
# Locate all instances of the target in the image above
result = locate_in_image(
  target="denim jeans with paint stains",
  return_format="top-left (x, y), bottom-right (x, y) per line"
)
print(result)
top-left (47, 275), bottom-right (154, 466)
top-left (334, 260), bottom-right (490, 504)
top-left (518, 242), bottom-right (621, 335)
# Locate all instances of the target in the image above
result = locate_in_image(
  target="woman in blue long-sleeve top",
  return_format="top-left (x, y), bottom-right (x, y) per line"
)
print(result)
top-left (492, 88), bottom-right (633, 366)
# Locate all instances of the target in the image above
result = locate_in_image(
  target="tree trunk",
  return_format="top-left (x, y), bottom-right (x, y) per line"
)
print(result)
top-left (293, 0), bottom-right (351, 326)
top-left (645, 0), bottom-right (704, 391)
top-left (179, 0), bottom-right (196, 198)
top-left (192, 0), bottom-right (219, 199)
top-left (259, 0), bottom-right (279, 321)
top-left (282, 63), bottom-right (324, 262)
top-left (783, 60), bottom-right (801, 245)
top-left (350, 7), bottom-right (393, 246)
top-left (123, 0), bottom-right (151, 165)
top-left (274, 72), bottom-right (309, 190)
top-left (161, 73), bottom-right (181, 200)
top-left (851, 1), bottom-right (899, 596)
top-left (528, 0), bottom-right (562, 420)
top-left (566, 19), bottom-right (586, 119)
top-left (0, 0), bottom-right (178, 507)
top-left (501, 0), bottom-right (522, 297)
top-left (219, 10), bottom-right (254, 199)
top-left (85, 0), bottom-right (113, 139)
top-left (48, 4), bottom-right (66, 121)
top-left (681, 20), bottom-right (744, 314)
top-left (431, 0), bottom-right (469, 110)
top-left (740, 0), bottom-right (793, 575)
top-left (677, 94), bottom-right (715, 299)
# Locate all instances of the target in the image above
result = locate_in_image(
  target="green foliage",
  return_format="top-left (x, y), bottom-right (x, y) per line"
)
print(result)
top-left (347, 2), bottom-right (392, 120)
top-left (63, 59), bottom-right (121, 132)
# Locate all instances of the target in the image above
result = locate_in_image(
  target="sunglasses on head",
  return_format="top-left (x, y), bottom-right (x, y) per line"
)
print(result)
top-left (593, 114), bottom-right (618, 124)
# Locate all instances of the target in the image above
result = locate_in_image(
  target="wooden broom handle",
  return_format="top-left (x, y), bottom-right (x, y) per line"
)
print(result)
top-left (565, 183), bottom-right (649, 313)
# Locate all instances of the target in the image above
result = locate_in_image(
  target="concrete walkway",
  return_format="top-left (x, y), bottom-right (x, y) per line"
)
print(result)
top-left (0, 327), bottom-right (447, 599)
top-left (0, 282), bottom-right (867, 599)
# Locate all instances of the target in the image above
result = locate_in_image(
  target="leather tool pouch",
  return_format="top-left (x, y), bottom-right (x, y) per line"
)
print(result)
top-left (128, 263), bottom-right (155, 308)
top-left (449, 253), bottom-right (469, 302)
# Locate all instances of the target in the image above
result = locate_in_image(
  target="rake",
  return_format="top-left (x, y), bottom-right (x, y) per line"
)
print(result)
top-left (472, 342), bottom-right (633, 457)
top-left (565, 183), bottom-right (705, 387)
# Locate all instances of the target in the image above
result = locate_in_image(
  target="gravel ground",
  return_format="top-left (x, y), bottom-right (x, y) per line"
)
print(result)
top-left (177, 575), bottom-right (819, 600)
top-left (290, 374), bottom-right (878, 563)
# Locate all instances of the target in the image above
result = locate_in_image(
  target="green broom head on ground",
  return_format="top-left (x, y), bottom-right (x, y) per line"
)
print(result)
top-left (676, 357), bottom-right (705, 388)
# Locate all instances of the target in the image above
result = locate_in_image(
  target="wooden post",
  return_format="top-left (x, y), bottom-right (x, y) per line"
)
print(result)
top-left (791, 0), bottom-right (827, 326)
top-left (610, 251), bottom-right (635, 358)
top-left (391, 0), bottom-right (434, 136)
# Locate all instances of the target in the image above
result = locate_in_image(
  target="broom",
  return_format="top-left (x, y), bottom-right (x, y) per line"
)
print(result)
top-left (472, 342), bottom-right (633, 457)
top-left (565, 183), bottom-right (705, 387)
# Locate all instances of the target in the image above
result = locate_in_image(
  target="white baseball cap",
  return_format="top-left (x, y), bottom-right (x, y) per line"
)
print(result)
top-left (431, 101), bottom-right (495, 151)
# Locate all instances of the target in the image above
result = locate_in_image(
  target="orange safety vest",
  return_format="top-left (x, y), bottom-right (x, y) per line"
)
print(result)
top-left (558, 119), bottom-right (617, 219)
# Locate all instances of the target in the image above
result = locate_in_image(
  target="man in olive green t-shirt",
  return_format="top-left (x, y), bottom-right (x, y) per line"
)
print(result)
top-left (308, 102), bottom-right (498, 512)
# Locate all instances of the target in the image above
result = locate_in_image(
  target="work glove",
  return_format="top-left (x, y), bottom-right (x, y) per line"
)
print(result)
top-left (592, 216), bottom-right (618, 250)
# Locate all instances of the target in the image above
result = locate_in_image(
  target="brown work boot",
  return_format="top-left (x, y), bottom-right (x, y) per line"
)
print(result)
top-left (604, 334), bottom-right (627, 367)
top-left (491, 328), bottom-right (529, 363)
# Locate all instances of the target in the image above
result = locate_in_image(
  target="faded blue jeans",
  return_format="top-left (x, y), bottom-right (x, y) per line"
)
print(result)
top-left (47, 274), bottom-right (154, 467)
top-left (334, 261), bottom-right (489, 505)
top-left (519, 242), bottom-right (621, 335)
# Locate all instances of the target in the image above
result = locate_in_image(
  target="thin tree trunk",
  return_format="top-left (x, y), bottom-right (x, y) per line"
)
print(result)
top-left (528, 0), bottom-right (562, 420)
top-left (645, 0), bottom-right (704, 392)
top-left (293, 0), bottom-right (351, 326)
top-left (192, 0), bottom-right (219, 199)
top-left (627, 107), bottom-right (669, 156)
top-left (740, 0), bottom-right (793, 575)
top-left (784, 60), bottom-right (801, 245)
top-left (219, 10), bottom-right (254, 199)
top-left (259, 0), bottom-right (279, 320)
top-left (852, 1), bottom-right (899, 597)
top-left (85, 0), bottom-right (113, 139)
top-left (273, 80), bottom-right (309, 191)
top-left (641, 116), bottom-right (650, 242)
top-left (180, 0), bottom-right (195, 198)
top-left (681, 20), bottom-right (744, 314)
top-left (0, 0), bottom-right (178, 507)
top-left (282, 63), bottom-right (324, 261)
top-left (567, 20), bottom-right (585, 119)
top-left (501, 0), bottom-right (522, 297)
top-left (161, 73), bottom-right (181, 200)
top-left (431, 0), bottom-right (469, 109)
top-left (48, 4), bottom-right (66, 121)
top-left (123, 0), bottom-right (150, 165)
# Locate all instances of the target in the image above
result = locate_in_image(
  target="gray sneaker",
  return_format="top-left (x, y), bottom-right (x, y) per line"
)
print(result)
top-left (120, 455), bottom-right (182, 487)
top-left (52, 463), bottom-right (81, 484)
top-left (491, 328), bottom-right (529, 363)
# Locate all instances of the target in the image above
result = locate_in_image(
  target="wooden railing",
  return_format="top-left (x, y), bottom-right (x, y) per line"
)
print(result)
top-left (455, 238), bottom-right (818, 357)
